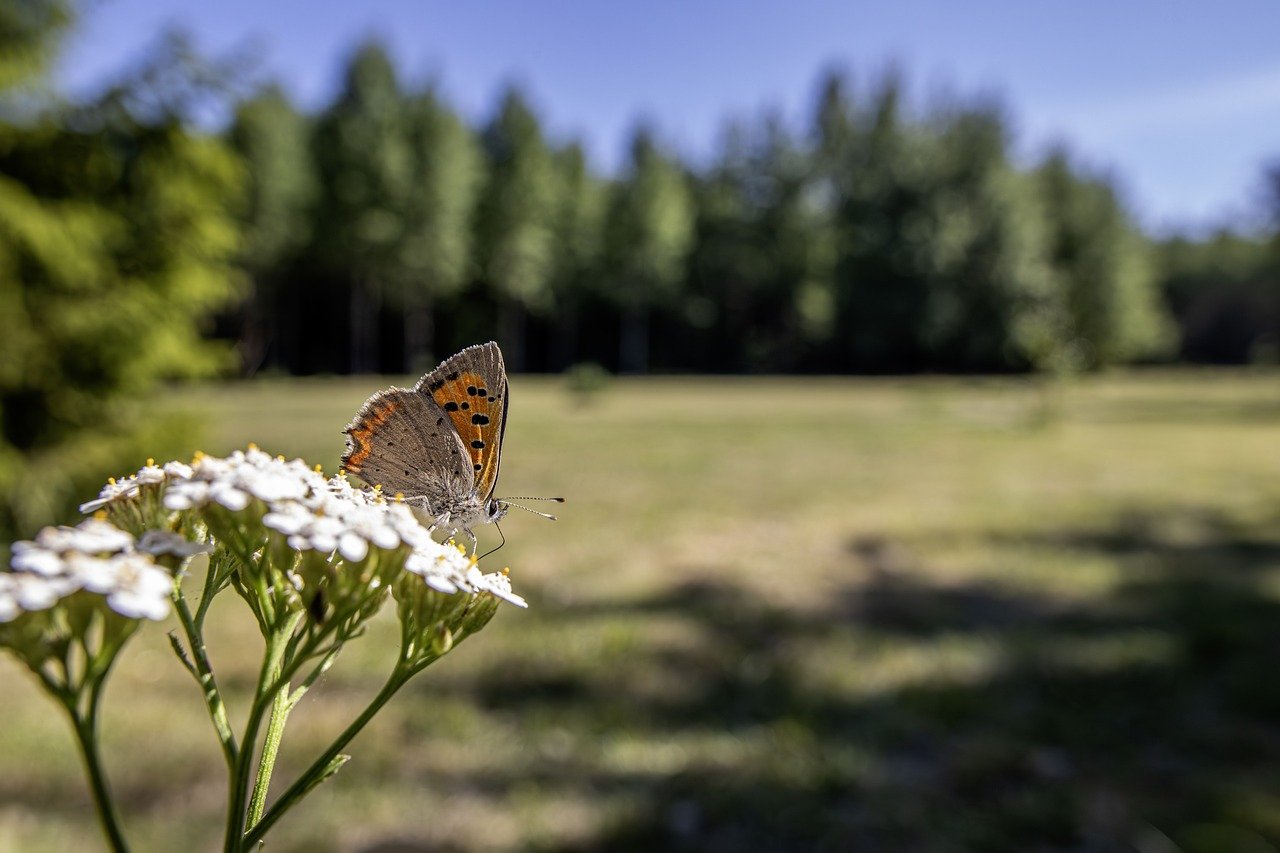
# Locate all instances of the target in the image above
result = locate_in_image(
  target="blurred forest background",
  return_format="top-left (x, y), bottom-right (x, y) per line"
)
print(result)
top-left (7, 3), bottom-right (1280, 850)
top-left (2, 2), bottom-right (1278, 537)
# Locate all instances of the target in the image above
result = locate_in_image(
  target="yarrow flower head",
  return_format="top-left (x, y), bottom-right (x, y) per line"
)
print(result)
top-left (162, 447), bottom-right (324, 514)
top-left (78, 478), bottom-right (141, 514)
top-left (2, 518), bottom-right (176, 626)
top-left (59, 447), bottom-right (528, 643)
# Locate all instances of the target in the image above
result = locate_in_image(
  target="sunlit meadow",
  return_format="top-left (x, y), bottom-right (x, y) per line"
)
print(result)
top-left (3, 371), bottom-right (1280, 850)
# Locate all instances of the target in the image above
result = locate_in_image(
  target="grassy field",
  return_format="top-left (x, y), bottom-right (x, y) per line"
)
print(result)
top-left (4, 371), bottom-right (1280, 851)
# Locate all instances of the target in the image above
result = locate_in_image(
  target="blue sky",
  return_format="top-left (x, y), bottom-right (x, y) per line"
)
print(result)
top-left (59, 0), bottom-right (1280, 234)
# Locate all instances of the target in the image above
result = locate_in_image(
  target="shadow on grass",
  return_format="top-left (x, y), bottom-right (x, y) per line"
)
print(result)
top-left (387, 507), bottom-right (1280, 852)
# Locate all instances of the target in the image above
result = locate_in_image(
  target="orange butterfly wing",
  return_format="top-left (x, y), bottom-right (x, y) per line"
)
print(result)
top-left (416, 343), bottom-right (508, 501)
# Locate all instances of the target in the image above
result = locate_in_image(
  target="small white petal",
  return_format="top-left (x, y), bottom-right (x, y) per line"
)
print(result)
top-left (135, 465), bottom-right (165, 485)
top-left (311, 533), bottom-right (338, 553)
top-left (472, 568), bottom-right (528, 608)
top-left (370, 526), bottom-right (400, 551)
top-left (164, 480), bottom-right (210, 509)
top-left (12, 573), bottom-right (78, 610)
top-left (136, 530), bottom-right (211, 557)
top-left (425, 575), bottom-right (460, 594)
top-left (35, 519), bottom-right (134, 554)
top-left (101, 557), bottom-right (172, 620)
top-left (163, 461), bottom-right (194, 479)
top-left (11, 547), bottom-right (64, 576)
top-left (243, 470), bottom-right (309, 502)
top-left (210, 483), bottom-right (251, 511)
top-left (78, 479), bottom-right (141, 514)
top-left (106, 588), bottom-right (170, 620)
top-left (337, 532), bottom-right (369, 562)
top-left (66, 552), bottom-right (123, 593)
top-left (263, 505), bottom-right (313, 535)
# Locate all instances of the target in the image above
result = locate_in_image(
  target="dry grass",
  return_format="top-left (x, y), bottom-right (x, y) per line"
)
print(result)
top-left (3, 370), bottom-right (1280, 850)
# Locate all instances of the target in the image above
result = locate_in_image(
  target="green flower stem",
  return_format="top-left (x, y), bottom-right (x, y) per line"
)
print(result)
top-left (66, 679), bottom-right (129, 852)
top-left (174, 592), bottom-right (236, 766)
top-left (246, 675), bottom-right (292, 828)
top-left (241, 664), bottom-right (414, 849)
top-left (223, 610), bottom-right (304, 853)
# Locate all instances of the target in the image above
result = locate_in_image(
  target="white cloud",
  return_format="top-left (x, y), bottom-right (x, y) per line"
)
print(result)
top-left (1048, 63), bottom-right (1280, 141)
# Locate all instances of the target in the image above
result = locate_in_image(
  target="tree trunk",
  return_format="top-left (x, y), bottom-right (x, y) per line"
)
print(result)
top-left (239, 277), bottom-right (268, 377)
top-left (276, 278), bottom-right (295, 374)
top-left (349, 277), bottom-right (380, 374)
top-left (554, 300), bottom-right (579, 372)
top-left (620, 301), bottom-right (649, 374)
top-left (403, 292), bottom-right (434, 374)
top-left (499, 298), bottom-right (526, 373)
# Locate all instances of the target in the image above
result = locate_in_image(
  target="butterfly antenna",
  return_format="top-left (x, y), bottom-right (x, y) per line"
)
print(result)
top-left (479, 522), bottom-right (506, 560)
top-left (506, 501), bottom-right (559, 521)
top-left (503, 496), bottom-right (566, 503)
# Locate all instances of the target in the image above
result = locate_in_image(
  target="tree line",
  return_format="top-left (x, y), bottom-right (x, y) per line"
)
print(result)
top-left (229, 41), bottom-right (1231, 378)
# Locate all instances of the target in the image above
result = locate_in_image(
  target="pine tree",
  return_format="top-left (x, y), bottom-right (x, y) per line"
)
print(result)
top-left (474, 88), bottom-right (558, 372)
top-left (1037, 149), bottom-right (1173, 368)
top-left (547, 142), bottom-right (606, 370)
top-left (312, 41), bottom-right (412, 373)
top-left (915, 106), bottom-right (1060, 370)
top-left (229, 84), bottom-right (317, 373)
top-left (396, 90), bottom-right (484, 372)
top-left (604, 126), bottom-right (695, 373)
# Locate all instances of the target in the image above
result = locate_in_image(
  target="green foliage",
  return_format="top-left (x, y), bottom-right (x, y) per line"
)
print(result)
top-left (476, 88), bottom-right (558, 309)
top-left (689, 114), bottom-right (835, 371)
top-left (311, 41), bottom-right (412, 373)
top-left (545, 143), bottom-right (606, 370)
top-left (230, 85), bottom-right (316, 276)
top-left (0, 0), bottom-right (70, 89)
top-left (1037, 150), bottom-right (1175, 369)
top-left (605, 126), bottom-right (695, 372)
top-left (228, 84), bottom-right (316, 373)
top-left (397, 90), bottom-right (484, 370)
top-left (1155, 231), bottom-right (1278, 364)
top-left (606, 127), bottom-right (696, 308)
top-left (399, 89), bottom-right (483, 303)
top-left (564, 361), bottom-right (611, 406)
top-left (474, 88), bottom-right (560, 369)
top-left (312, 42), bottom-right (411, 272)
top-left (820, 76), bottom-right (1063, 371)
top-left (549, 142), bottom-right (606, 303)
top-left (0, 19), bottom-right (244, 539)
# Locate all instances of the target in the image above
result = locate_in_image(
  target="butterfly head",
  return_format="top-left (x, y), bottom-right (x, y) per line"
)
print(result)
top-left (485, 498), bottom-right (511, 524)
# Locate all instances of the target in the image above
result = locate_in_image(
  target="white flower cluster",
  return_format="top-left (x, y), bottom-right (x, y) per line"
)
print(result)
top-left (163, 448), bottom-right (314, 512)
top-left (118, 447), bottom-right (527, 608)
top-left (65, 447), bottom-right (526, 609)
top-left (3, 519), bottom-right (178, 622)
top-left (261, 461), bottom-right (526, 607)
top-left (79, 460), bottom-right (194, 513)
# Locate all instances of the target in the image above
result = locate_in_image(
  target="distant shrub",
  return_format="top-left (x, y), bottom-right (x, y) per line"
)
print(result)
top-left (565, 361), bottom-right (611, 405)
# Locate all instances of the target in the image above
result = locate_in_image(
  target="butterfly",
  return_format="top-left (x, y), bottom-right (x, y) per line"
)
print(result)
top-left (342, 341), bottom-right (559, 552)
